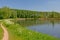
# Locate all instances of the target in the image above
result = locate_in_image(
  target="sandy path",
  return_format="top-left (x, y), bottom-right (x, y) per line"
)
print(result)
top-left (1, 24), bottom-right (9, 40)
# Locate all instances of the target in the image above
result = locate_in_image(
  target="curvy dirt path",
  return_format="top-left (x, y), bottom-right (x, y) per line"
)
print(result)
top-left (1, 24), bottom-right (9, 40)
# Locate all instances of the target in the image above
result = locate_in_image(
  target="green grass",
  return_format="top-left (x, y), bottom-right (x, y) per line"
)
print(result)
top-left (0, 25), bottom-right (3, 40)
top-left (2, 20), bottom-right (60, 40)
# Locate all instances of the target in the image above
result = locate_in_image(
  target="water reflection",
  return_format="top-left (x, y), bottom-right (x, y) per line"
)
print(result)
top-left (17, 19), bottom-right (47, 26)
top-left (50, 20), bottom-right (55, 29)
top-left (49, 20), bottom-right (60, 29)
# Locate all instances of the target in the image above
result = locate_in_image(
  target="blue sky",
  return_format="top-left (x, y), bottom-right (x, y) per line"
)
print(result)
top-left (0, 0), bottom-right (60, 11)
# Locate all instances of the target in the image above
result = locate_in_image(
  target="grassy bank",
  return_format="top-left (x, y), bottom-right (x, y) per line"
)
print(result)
top-left (2, 20), bottom-right (60, 40)
top-left (0, 25), bottom-right (3, 40)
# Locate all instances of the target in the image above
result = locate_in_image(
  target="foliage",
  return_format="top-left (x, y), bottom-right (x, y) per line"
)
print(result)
top-left (0, 7), bottom-right (60, 19)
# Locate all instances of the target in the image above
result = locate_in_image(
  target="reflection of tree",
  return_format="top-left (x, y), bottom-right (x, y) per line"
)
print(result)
top-left (51, 20), bottom-right (54, 29)
top-left (17, 19), bottom-right (47, 26)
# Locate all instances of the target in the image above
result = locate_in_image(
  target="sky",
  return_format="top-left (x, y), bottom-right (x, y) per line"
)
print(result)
top-left (0, 0), bottom-right (60, 12)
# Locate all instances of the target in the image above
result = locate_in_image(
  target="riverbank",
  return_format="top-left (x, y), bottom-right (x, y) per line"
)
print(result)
top-left (2, 20), bottom-right (60, 40)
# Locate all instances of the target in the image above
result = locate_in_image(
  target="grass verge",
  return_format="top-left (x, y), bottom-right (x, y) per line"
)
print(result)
top-left (0, 25), bottom-right (3, 40)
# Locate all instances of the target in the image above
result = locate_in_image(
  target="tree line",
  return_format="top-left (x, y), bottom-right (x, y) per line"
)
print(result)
top-left (0, 7), bottom-right (60, 19)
